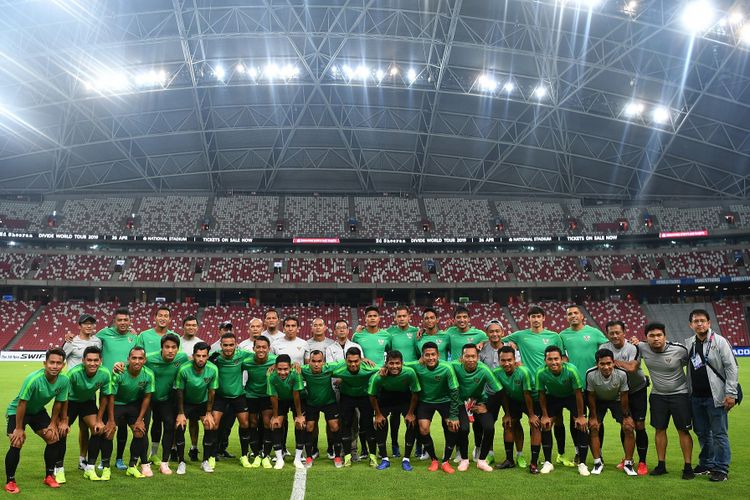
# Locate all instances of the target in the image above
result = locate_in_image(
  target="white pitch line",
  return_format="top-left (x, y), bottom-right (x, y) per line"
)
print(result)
top-left (290, 467), bottom-right (307, 500)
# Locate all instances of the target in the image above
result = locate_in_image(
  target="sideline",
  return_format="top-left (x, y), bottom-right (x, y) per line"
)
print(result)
top-left (290, 466), bottom-right (307, 500)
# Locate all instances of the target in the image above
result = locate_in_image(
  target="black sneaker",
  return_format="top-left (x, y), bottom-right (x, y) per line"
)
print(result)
top-left (682, 467), bottom-right (695, 480)
top-left (220, 450), bottom-right (236, 459)
top-left (693, 464), bottom-right (711, 475)
top-left (529, 463), bottom-right (540, 475)
top-left (495, 459), bottom-right (516, 470)
top-left (650, 465), bottom-right (668, 476)
top-left (709, 471), bottom-right (728, 482)
top-left (188, 448), bottom-right (199, 462)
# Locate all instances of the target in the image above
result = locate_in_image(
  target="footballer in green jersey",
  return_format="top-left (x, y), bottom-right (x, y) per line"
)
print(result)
top-left (368, 350), bottom-right (420, 470)
top-left (352, 306), bottom-right (392, 366)
top-left (5, 348), bottom-right (70, 493)
top-left (267, 354), bottom-right (306, 469)
top-left (536, 345), bottom-right (589, 476)
top-left (175, 342), bottom-right (219, 473)
top-left (59, 346), bottom-right (115, 482)
top-left (301, 350), bottom-right (342, 467)
top-left (445, 306), bottom-right (488, 359)
top-left (408, 341), bottom-right (461, 472)
top-left (241, 335), bottom-right (276, 465)
top-left (417, 307), bottom-right (451, 360)
top-left (559, 306), bottom-right (608, 373)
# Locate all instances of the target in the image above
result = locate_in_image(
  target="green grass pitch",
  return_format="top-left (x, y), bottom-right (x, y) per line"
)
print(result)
top-left (1, 360), bottom-right (748, 499)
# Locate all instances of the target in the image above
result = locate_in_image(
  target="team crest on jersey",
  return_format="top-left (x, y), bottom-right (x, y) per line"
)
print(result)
top-left (378, 340), bottom-right (385, 345)
top-left (407, 333), bottom-right (413, 339)
top-left (138, 381), bottom-right (146, 388)
top-left (54, 387), bottom-right (62, 395)
top-left (665, 357), bottom-right (672, 364)
top-left (434, 375), bottom-right (442, 381)
top-left (584, 336), bottom-right (590, 341)
top-left (204, 377), bottom-right (211, 383)
top-left (543, 339), bottom-right (550, 345)
top-left (95, 382), bottom-right (103, 389)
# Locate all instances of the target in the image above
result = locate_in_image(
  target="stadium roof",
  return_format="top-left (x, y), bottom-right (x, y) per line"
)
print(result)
top-left (1, 0), bottom-right (749, 200)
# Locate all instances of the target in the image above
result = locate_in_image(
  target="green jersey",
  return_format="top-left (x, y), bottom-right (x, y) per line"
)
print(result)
top-left (145, 351), bottom-right (189, 402)
top-left (445, 326), bottom-right (488, 360)
top-left (367, 366), bottom-right (421, 396)
top-left (175, 361), bottom-right (219, 405)
top-left (7, 369), bottom-right (70, 416)
top-left (417, 331), bottom-right (451, 360)
top-left (559, 325), bottom-right (609, 372)
top-left (112, 367), bottom-right (155, 405)
top-left (300, 364), bottom-right (338, 406)
top-left (387, 325), bottom-right (419, 362)
top-left (535, 363), bottom-right (583, 398)
top-left (493, 366), bottom-right (537, 402)
top-left (212, 349), bottom-right (252, 398)
top-left (406, 361), bottom-right (459, 404)
top-left (242, 353), bottom-right (277, 398)
top-left (96, 326), bottom-right (138, 371)
top-left (267, 371), bottom-right (304, 401)
top-left (352, 330), bottom-right (392, 366)
top-left (330, 363), bottom-right (378, 397)
top-left (138, 328), bottom-right (179, 355)
top-left (450, 361), bottom-right (501, 401)
top-left (503, 329), bottom-right (562, 376)
top-left (66, 365), bottom-right (113, 402)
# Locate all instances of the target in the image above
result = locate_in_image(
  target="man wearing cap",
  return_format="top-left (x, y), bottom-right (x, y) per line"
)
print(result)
top-left (62, 313), bottom-right (102, 472)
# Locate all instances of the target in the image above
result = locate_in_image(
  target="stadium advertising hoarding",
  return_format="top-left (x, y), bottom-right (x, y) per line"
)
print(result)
top-left (0, 351), bottom-right (46, 361)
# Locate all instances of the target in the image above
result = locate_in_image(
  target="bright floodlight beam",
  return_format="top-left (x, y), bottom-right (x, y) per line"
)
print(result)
top-left (652, 106), bottom-right (670, 124)
top-left (477, 74), bottom-right (498, 92)
top-left (407, 68), bottom-right (417, 83)
top-left (740, 24), bottom-right (750, 44)
top-left (214, 66), bottom-right (226, 81)
top-left (533, 85), bottom-right (547, 99)
top-left (375, 69), bottom-right (385, 81)
top-left (681, 1), bottom-right (716, 33)
top-left (503, 81), bottom-right (514, 93)
top-left (623, 101), bottom-right (644, 117)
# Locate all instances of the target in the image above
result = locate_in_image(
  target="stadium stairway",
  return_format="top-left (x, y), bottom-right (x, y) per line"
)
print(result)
top-left (5, 304), bottom-right (46, 350)
top-left (350, 307), bottom-right (359, 328)
top-left (579, 304), bottom-right (600, 330)
top-left (502, 306), bottom-right (519, 331)
top-left (640, 302), bottom-right (715, 344)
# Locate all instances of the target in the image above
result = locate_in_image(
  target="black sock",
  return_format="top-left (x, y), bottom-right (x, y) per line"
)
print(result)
top-left (203, 430), bottom-right (217, 461)
top-left (542, 431), bottom-right (553, 462)
top-left (250, 427), bottom-right (261, 456)
top-left (553, 423), bottom-right (565, 455)
top-left (5, 447), bottom-right (20, 482)
top-left (55, 435), bottom-right (67, 468)
top-left (175, 429), bottom-right (186, 463)
top-left (504, 441), bottom-right (514, 461)
top-left (657, 460), bottom-right (666, 469)
top-left (598, 422), bottom-right (604, 452)
top-left (239, 427), bottom-right (251, 456)
top-left (100, 439), bottom-right (113, 467)
top-left (636, 429), bottom-right (648, 463)
top-left (377, 443), bottom-right (387, 459)
top-left (116, 425), bottom-right (127, 460)
top-left (422, 434), bottom-right (437, 461)
top-left (531, 444), bottom-right (541, 466)
top-left (263, 438), bottom-right (273, 457)
top-left (442, 431), bottom-right (457, 463)
top-left (87, 435), bottom-right (102, 466)
top-left (44, 442), bottom-right (59, 476)
top-left (684, 462), bottom-right (692, 471)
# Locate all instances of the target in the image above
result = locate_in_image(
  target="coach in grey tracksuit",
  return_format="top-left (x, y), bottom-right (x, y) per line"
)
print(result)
top-left (684, 309), bottom-right (739, 482)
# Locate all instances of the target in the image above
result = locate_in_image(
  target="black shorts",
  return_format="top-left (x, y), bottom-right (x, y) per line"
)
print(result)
top-left (151, 398), bottom-right (177, 429)
top-left (277, 399), bottom-right (300, 417)
top-left (113, 402), bottom-right (151, 427)
top-left (485, 392), bottom-right (503, 420)
top-left (214, 394), bottom-right (249, 415)
top-left (545, 395), bottom-right (584, 418)
top-left (508, 397), bottom-right (542, 421)
top-left (247, 396), bottom-right (272, 413)
top-left (593, 399), bottom-right (623, 423)
top-left (628, 387), bottom-right (648, 422)
top-left (378, 390), bottom-right (411, 408)
top-left (416, 402), bottom-right (452, 421)
top-left (183, 402), bottom-right (208, 421)
top-left (66, 400), bottom-right (99, 424)
top-left (649, 393), bottom-right (692, 431)
top-left (6, 410), bottom-right (51, 434)
top-left (304, 402), bottom-right (339, 422)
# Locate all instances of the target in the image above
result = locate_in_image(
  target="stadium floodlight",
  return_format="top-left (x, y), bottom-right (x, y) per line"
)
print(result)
top-left (264, 63), bottom-right (280, 80)
top-left (652, 106), bottom-right (670, 124)
top-left (681, 1), bottom-right (716, 33)
top-left (236, 63), bottom-right (245, 73)
top-left (623, 101), bottom-right (644, 117)
top-left (407, 68), bottom-right (417, 83)
top-left (134, 69), bottom-right (167, 88)
top-left (728, 11), bottom-right (743, 25)
top-left (247, 66), bottom-right (259, 79)
top-left (375, 68), bottom-right (385, 82)
top-left (342, 64), bottom-right (354, 80)
top-left (281, 64), bottom-right (299, 80)
top-left (214, 65), bottom-right (226, 81)
top-left (503, 81), bottom-right (515, 93)
top-left (623, 1), bottom-right (638, 16)
top-left (390, 66), bottom-right (399, 76)
top-left (533, 84), bottom-right (547, 99)
top-left (740, 24), bottom-right (750, 44)
top-left (354, 65), bottom-right (370, 81)
top-left (85, 71), bottom-right (130, 92)
top-left (477, 74), bottom-right (498, 92)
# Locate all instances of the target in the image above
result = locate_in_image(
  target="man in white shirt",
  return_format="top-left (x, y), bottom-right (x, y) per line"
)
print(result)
top-left (63, 314), bottom-right (102, 369)
top-left (180, 316), bottom-right (203, 358)
top-left (305, 318), bottom-right (334, 362)
top-left (262, 308), bottom-right (284, 344)
top-left (325, 319), bottom-right (363, 363)
top-left (271, 317), bottom-right (308, 365)
top-left (238, 318), bottom-right (264, 352)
